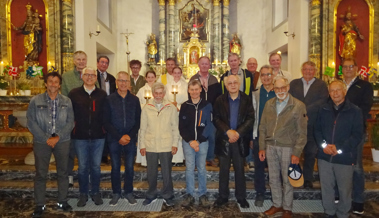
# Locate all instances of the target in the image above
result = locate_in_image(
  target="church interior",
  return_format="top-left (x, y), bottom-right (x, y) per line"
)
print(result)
top-left (1, 0), bottom-right (379, 217)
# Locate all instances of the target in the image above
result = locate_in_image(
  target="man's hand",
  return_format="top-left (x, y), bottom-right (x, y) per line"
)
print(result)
top-left (291, 155), bottom-right (300, 164)
top-left (172, 146), bottom-right (178, 155)
top-left (140, 148), bottom-right (146, 156)
top-left (46, 136), bottom-right (60, 148)
top-left (323, 144), bottom-right (338, 156)
top-left (190, 140), bottom-right (200, 152)
top-left (119, 135), bottom-right (131, 146)
top-left (259, 150), bottom-right (266, 161)
top-left (249, 140), bottom-right (253, 149)
top-left (227, 130), bottom-right (239, 143)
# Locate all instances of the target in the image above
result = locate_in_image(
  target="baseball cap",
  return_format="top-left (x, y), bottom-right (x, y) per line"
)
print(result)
top-left (288, 163), bottom-right (304, 187)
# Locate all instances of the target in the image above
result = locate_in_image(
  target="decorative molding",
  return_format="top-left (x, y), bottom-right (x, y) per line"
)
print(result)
top-left (213, 0), bottom-right (220, 6)
top-left (223, 0), bottom-right (230, 6)
top-left (158, 0), bottom-right (165, 6)
top-left (168, 0), bottom-right (175, 6)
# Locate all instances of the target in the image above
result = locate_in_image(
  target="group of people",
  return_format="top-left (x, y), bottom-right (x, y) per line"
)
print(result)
top-left (27, 50), bottom-right (372, 218)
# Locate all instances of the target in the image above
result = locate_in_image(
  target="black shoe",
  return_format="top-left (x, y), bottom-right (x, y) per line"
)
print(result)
top-left (163, 197), bottom-right (175, 207)
top-left (32, 205), bottom-right (45, 218)
top-left (254, 193), bottom-right (264, 207)
top-left (352, 202), bottom-right (364, 215)
top-left (304, 180), bottom-right (313, 189)
top-left (214, 197), bottom-right (228, 207)
top-left (237, 198), bottom-right (249, 208)
top-left (56, 202), bottom-right (72, 212)
top-left (101, 156), bottom-right (109, 164)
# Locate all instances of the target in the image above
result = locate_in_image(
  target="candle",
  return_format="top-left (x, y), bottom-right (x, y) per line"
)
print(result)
top-left (0, 61), bottom-right (3, 76)
top-left (97, 25), bottom-right (100, 32)
top-left (332, 62), bottom-right (335, 67)
top-left (48, 61), bottom-right (51, 70)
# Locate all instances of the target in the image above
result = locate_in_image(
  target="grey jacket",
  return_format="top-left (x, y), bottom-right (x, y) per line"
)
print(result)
top-left (27, 93), bottom-right (75, 143)
top-left (259, 94), bottom-right (307, 157)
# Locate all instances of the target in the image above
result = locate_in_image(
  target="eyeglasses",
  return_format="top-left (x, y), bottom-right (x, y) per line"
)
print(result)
top-left (261, 73), bottom-right (272, 77)
top-left (227, 81), bottom-right (239, 86)
top-left (274, 85), bottom-right (288, 92)
top-left (117, 79), bottom-right (130, 83)
top-left (82, 74), bottom-right (96, 78)
top-left (99, 61), bottom-right (109, 65)
top-left (342, 65), bottom-right (355, 70)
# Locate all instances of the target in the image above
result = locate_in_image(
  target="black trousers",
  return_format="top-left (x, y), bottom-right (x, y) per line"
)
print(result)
top-left (303, 139), bottom-right (318, 182)
top-left (218, 143), bottom-right (246, 200)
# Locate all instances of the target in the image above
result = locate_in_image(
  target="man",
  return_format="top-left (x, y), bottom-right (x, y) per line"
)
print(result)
top-left (269, 53), bottom-right (292, 81)
top-left (27, 72), bottom-right (74, 218)
top-left (220, 53), bottom-right (254, 97)
top-left (341, 58), bottom-right (373, 214)
top-left (68, 67), bottom-right (107, 207)
top-left (190, 56), bottom-right (222, 167)
top-left (251, 65), bottom-right (276, 207)
top-left (129, 60), bottom-right (146, 94)
top-left (289, 61), bottom-right (329, 189)
top-left (157, 58), bottom-right (177, 85)
top-left (213, 75), bottom-right (255, 208)
top-left (103, 71), bottom-right (141, 206)
top-left (259, 76), bottom-right (307, 218)
top-left (246, 57), bottom-right (260, 89)
top-left (315, 80), bottom-right (363, 218)
top-left (97, 55), bottom-right (116, 164)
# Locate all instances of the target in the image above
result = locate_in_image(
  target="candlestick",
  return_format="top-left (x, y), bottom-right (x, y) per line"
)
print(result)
top-left (97, 25), bottom-right (100, 32)
top-left (144, 89), bottom-right (152, 104)
top-left (171, 85), bottom-right (178, 103)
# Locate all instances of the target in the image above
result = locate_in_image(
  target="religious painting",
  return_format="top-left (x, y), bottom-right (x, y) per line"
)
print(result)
top-left (189, 46), bottom-right (200, 64)
top-left (179, 0), bottom-right (209, 42)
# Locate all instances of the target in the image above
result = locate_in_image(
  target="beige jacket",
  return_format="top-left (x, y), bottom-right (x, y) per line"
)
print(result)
top-left (258, 94), bottom-right (307, 157)
top-left (139, 99), bottom-right (179, 152)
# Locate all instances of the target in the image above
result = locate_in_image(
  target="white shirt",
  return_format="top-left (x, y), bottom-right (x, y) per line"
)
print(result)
top-left (301, 77), bottom-right (316, 97)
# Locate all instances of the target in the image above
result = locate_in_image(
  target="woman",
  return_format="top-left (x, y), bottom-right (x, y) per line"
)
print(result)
top-left (179, 79), bottom-right (212, 207)
top-left (164, 67), bottom-right (188, 165)
top-left (139, 82), bottom-right (179, 207)
top-left (136, 71), bottom-right (157, 167)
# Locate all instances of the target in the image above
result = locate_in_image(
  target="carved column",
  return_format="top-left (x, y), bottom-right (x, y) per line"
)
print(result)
top-left (222, 0), bottom-right (230, 64)
top-left (61, 0), bottom-right (74, 73)
top-left (167, 0), bottom-right (175, 58)
top-left (158, 0), bottom-right (166, 63)
top-left (212, 0), bottom-right (221, 64)
top-left (309, 0), bottom-right (322, 78)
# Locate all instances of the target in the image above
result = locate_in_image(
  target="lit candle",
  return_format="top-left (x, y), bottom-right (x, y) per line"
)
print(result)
top-left (145, 89), bottom-right (150, 97)
top-left (48, 61), bottom-right (51, 70)
top-left (332, 62), bottom-right (335, 67)
top-left (97, 25), bottom-right (100, 32)
top-left (377, 62), bottom-right (379, 69)
top-left (0, 61), bottom-right (3, 76)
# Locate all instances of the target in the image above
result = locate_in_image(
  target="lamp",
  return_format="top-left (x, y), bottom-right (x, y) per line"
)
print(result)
top-left (284, 31), bottom-right (295, 39)
top-left (89, 25), bottom-right (101, 38)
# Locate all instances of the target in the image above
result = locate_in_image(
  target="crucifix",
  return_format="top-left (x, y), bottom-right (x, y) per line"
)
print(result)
top-left (121, 29), bottom-right (134, 73)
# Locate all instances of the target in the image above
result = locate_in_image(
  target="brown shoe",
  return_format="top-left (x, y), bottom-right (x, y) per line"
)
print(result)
top-left (206, 160), bottom-right (218, 167)
top-left (282, 210), bottom-right (292, 218)
top-left (264, 206), bottom-right (283, 216)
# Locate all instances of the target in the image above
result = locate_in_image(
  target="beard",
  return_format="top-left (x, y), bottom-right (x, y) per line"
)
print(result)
top-left (276, 92), bottom-right (288, 100)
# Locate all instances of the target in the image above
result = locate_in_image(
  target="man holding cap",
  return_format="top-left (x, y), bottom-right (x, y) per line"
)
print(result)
top-left (315, 80), bottom-right (363, 218)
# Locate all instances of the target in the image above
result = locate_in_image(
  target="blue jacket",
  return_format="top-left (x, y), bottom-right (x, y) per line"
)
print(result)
top-left (27, 92), bottom-right (74, 143)
top-left (314, 99), bottom-right (363, 165)
top-left (179, 98), bottom-right (212, 143)
top-left (103, 90), bottom-right (141, 143)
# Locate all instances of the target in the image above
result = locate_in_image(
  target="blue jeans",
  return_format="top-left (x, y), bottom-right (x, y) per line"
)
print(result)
top-left (353, 135), bottom-right (365, 203)
top-left (206, 123), bottom-right (216, 161)
top-left (109, 140), bottom-right (136, 195)
top-left (253, 138), bottom-right (266, 194)
top-left (183, 140), bottom-right (208, 196)
top-left (74, 139), bottom-right (105, 195)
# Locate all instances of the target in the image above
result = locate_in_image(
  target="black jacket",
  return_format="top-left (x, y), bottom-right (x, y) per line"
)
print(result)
top-left (315, 99), bottom-right (363, 165)
top-left (179, 99), bottom-right (213, 143)
top-left (97, 70), bottom-right (117, 95)
top-left (220, 69), bottom-right (254, 97)
top-left (68, 86), bottom-right (107, 139)
top-left (189, 73), bottom-right (222, 106)
top-left (103, 90), bottom-right (141, 143)
top-left (213, 91), bottom-right (255, 157)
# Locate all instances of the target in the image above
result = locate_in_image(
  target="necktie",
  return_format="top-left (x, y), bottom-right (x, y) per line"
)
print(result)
top-left (101, 73), bottom-right (106, 92)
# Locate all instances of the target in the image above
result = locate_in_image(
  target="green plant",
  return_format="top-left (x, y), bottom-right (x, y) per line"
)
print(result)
top-left (17, 82), bottom-right (31, 90)
top-left (372, 123), bottom-right (379, 150)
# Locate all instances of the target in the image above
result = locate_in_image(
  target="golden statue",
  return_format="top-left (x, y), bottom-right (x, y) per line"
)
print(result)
top-left (146, 33), bottom-right (158, 63)
top-left (339, 7), bottom-right (364, 59)
top-left (229, 33), bottom-right (242, 56)
top-left (14, 3), bottom-right (43, 65)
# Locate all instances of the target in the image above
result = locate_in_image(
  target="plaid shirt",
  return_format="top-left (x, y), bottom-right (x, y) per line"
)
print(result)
top-left (47, 93), bottom-right (59, 135)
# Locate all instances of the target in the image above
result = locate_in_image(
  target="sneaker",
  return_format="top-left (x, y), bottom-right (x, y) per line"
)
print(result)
top-left (109, 194), bottom-right (121, 206)
top-left (352, 202), bottom-right (364, 215)
top-left (143, 197), bottom-right (157, 206)
top-left (181, 194), bottom-right (195, 207)
top-left (68, 176), bottom-right (74, 189)
top-left (254, 193), bottom-right (264, 207)
top-left (199, 195), bottom-right (210, 207)
top-left (77, 194), bottom-right (88, 207)
top-left (334, 196), bottom-right (339, 204)
top-left (91, 193), bottom-right (103, 205)
top-left (214, 197), bottom-right (228, 207)
top-left (56, 202), bottom-right (72, 212)
top-left (32, 205), bottom-right (45, 218)
top-left (163, 197), bottom-right (175, 207)
top-left (125, 193), bottom-right (137, 205)
top-left (237, 198), bottom-right (249, 208)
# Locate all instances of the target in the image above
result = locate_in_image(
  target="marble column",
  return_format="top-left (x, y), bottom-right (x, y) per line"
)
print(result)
top-left (309, 0), bottom-right (322, 78)
top-left (158, 0), bottom-right (166, 63)
top-left (212, 0), bottom-right (221, 64)
top-left (167, 0), bottom-right (175, 58)
top-left (222, 0), bottom-right (230, 64)
top-left (61, 0), bottom-right (74, 73)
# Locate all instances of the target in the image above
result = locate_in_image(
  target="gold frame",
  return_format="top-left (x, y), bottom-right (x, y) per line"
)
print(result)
top-left (179, 0), bottom-right (210, 42)
top-left (6, 0), bottom-right (50, 66)
top-left (333, 0), bottom-right (373, 66)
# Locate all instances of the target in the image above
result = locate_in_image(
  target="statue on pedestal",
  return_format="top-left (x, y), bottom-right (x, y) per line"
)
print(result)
top-left (339, 7), bottom-right (364, 59)
top-left (229, 34), bottom-right (242, 56)
top-left (146, 33), bottom-right (158, 63)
